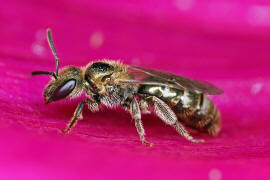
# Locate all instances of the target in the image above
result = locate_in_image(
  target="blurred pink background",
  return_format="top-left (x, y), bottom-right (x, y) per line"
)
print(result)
top-left (1, 0), bottom-right (270, 179)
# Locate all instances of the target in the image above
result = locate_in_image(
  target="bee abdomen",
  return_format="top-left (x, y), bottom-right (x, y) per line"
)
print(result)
top-left (182, 96), bottom-right (221, 136)
top-left (200, 97), bottom-right (221, 136)
top-left (138, 85), bottom-right (221, 135)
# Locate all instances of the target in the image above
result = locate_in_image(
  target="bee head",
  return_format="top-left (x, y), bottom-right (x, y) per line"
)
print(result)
top-left (31, 29), bottom-right (84, 104)
top-left (42, 66), bottom-right (83, 104)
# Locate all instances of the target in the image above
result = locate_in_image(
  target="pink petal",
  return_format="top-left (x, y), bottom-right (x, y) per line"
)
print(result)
top-left (1, 0), bottom-right (270, 179)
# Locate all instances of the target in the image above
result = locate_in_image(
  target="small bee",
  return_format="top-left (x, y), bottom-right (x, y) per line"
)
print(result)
top-left (31, 29), bottom-right (223, 146)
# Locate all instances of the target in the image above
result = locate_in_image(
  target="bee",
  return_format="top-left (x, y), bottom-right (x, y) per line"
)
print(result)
top-left (31, 29), bottom-right (223, 146)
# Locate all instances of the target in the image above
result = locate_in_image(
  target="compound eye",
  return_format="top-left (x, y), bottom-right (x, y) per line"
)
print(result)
top-left (51, 79), bottom-right (76, 101)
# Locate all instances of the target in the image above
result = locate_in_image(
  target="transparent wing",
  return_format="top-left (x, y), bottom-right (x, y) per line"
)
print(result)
top-left (116, 65), bottom-right (223, 95)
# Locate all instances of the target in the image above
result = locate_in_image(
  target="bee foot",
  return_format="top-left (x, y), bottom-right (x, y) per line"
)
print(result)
top-left (58, 128), bottom-right (71, 134)
top-left (190, 139), bottom-right (205, 143)
top-left (142, 140), bottom-right (154, 147)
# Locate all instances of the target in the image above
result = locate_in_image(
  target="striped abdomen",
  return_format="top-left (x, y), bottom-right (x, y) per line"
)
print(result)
top-left (138, 85), bottom-right (221, 136)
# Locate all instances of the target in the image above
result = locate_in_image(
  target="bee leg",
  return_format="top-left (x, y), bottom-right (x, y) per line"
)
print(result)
top-left (130, 98), bottom-right (153, 147)
top-left (139, 99), bottom-right (151, 114)
top-left (173, 122), bottom-right (204, 143)
top-left (150, 96), bottom-right (204, 143)
top-left (60, 99), bottom-right (99, 134)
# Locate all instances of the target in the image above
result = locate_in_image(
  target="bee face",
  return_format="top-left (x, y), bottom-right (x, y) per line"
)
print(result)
top-left (44, 66), bottom-right (84, 104)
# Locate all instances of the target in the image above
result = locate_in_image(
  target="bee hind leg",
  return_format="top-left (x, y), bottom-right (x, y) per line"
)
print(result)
top-left (129, 98), bottom-right (153, 146)
top-left (60, 99), bottom-right (99, 134)
top-left (173, 122), bottom-right (204, 143)
top-left (149, 96), bottom-right (204, 143)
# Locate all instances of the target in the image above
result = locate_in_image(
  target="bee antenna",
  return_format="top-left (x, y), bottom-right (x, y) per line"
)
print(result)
top-left (30, 71), bottom-right (57, 79)
top-left (46, 28), bottom-right (59, 77)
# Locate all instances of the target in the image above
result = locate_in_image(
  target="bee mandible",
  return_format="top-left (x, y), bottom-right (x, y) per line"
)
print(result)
top-left (31, 29), bottom-right (223, 146)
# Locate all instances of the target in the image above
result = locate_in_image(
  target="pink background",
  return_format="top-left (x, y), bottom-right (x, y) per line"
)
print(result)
top-left (1, 0), bottom-right (270, 179)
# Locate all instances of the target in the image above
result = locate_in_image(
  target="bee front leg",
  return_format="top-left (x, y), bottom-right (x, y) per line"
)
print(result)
top-left (129, 98), bottom-right (153, 147)
top-left (60, 99), bottom-right (99, 134)
top-left (149, 96), bottom-right (204, 143)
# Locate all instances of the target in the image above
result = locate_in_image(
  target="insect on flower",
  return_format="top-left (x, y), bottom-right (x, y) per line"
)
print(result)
top-left (31, 29), bottom-right (223, 146)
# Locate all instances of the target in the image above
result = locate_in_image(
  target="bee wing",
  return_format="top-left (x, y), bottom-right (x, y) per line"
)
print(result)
top-left (116, 65), bottom-right (223, 95)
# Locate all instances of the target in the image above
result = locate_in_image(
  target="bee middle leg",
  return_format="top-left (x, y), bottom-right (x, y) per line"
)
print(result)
top-left (146, 96), bottom-right (204, 143)
top-left (129, 98), bottom-right (153, 146)
top-left (60, 99), bottom-right (99, 134)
